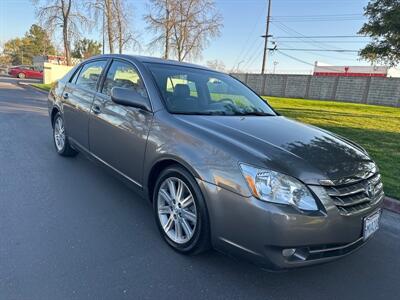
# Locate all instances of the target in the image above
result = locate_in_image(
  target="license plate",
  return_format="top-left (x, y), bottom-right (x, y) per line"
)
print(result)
top-left (363, 210), bottom-right (381, 240)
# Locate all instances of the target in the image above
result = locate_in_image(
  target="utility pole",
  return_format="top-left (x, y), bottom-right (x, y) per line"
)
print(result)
top-left (261, 0), bottom-right (272, 74)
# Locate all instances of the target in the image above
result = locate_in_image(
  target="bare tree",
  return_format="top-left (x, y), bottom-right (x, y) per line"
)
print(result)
top-left (144, 0), bottom-right (175, 59)
top-left (113, 0), bottom-right (139, 54)
top-left (33, 0), bottom-right (90, 65)
top-left (89, 0), bottom-right (138, 54)
top-left (171, 0), bottom-right (222, 61)
top-left (145, 0), bottom-right (222, 61)
top-left (88, 0), bottom-right (115, 53)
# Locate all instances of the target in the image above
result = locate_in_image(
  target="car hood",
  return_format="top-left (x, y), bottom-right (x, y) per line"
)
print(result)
top-left (175, 115), bottom-right (375, 185)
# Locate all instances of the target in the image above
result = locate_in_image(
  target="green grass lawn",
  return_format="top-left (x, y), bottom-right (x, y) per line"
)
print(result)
top-left (31, 83), bottom-right (52, 92)
top-left (265, 96), bottom-right (400, 200)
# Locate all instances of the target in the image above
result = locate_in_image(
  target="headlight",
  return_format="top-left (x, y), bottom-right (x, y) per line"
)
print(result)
top-left (239, 163), bottom-right (318, 211)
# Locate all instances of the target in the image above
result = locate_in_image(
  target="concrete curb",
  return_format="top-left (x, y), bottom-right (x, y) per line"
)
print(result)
top-left (384, 197), bottom-right (400, 214)
top-left (18, 82), bottom-right (49, 95)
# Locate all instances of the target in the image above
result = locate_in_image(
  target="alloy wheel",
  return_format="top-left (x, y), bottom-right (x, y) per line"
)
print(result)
top-left (54, 116), bottom-right (66, 151)
top-left (157, 177), bottom-right (198, 244)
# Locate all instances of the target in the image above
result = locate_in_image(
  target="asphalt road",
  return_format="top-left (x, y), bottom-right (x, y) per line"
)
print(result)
top-left (1, 75), bottom-right (399, 300)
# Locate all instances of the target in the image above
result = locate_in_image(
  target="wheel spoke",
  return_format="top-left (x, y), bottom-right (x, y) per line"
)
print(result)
top-left (163, 215), bottom-right (174, 232)
top-left (180, 195), bottom-right (193, 208)
top-left (181, 209), bottom-right (196, 223)
top-left (175, 219), bottom-right (183, 240)
top-left (176, 180), bottom-right (184, 202)
top-left (167, 179), bottom-right (176, 200)
top-left (180, 218), bottom-right (193, 238)
top-left (158, 205), bottom-right (171, 215)
top-left (159, 189), bottom-right (173, 206)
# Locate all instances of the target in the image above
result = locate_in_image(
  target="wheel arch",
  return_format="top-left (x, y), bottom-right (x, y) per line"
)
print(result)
top-left (146, 157), bottom-right (202, 203)
top-left (50, 107), bottom-right (60, 128)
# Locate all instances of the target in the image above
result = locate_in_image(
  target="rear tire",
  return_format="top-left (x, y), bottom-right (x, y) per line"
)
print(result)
top-left (153, 165), bottom-right (211, 255)
top-left (53, 112), bottom-right (78, 157)
top-left (18, 73), bottom-right (26, 79)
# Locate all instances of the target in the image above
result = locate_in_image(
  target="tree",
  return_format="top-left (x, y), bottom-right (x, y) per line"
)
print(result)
top-left (72, 38), bottom-right (102, 59)
top-left (33, 0), bottom-right (90, 65)
top-left (113, 0), bottom-right (138, 54)
top-left (24, 24), bottom-right (56, 57)
top-left (2, 24), bottom-right (56, 65)
top-left (145, 0), bottom-right (223, 61)
top-left (206, 59), bottom-right (226, 72)
top-left (89, 0), bottom-right (138, 54)
top-left (145, 0), bottom-right (175, 59)
top-left (359, 0), bottom-right (400, 66)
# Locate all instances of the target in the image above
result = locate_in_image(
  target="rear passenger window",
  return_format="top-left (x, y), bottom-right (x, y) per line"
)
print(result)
top-left (75, 60), bottom-right (107, 91)
top-left (102, 60), bottom-right (148, 98)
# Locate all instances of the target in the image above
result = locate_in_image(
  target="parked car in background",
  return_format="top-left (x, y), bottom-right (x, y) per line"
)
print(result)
top-left (8, 65), bottom-right (43, 79)
top-left (47, 54), bottom-right (384, 269)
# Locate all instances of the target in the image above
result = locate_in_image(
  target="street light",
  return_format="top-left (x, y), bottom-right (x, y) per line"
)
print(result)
top-left (273, 61), bottom-right (278, 74)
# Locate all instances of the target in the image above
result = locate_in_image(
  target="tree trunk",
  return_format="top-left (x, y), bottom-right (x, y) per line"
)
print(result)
top-left (164, 7), bottom-right (170, 59)
top-left (63, 21), bottom-right (71, 66)
top-left (106, 0), bottom-right (114, 53)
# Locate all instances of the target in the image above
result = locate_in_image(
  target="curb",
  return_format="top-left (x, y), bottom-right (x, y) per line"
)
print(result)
top-left (383, 197), bottom-right (400, 214)
top-left (19, 82), bottom-right (48, 95)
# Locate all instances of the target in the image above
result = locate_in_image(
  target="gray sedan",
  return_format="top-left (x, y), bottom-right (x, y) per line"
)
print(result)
top-left (48, 54), bottom-right (384, 269)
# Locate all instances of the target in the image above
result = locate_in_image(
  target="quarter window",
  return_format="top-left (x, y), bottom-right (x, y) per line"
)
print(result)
top-left (102, 60), bottom-right (148, 98)
top-left (75, 60), bottom-right (107, 91)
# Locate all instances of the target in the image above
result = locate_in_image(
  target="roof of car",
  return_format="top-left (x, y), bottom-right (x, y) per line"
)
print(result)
top-left (89, 54), bottom-right (213, 71)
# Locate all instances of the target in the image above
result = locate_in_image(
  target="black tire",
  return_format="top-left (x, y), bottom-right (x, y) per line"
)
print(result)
top-left (153, 165), bottom-right (211, 255)
top-left (52, 112), bottom-right (78, 157)
top-left (18, 73), bottom-right (26, 79)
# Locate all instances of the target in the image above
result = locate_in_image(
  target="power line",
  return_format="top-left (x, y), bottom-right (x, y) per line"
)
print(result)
top-left (273, 35), bottom-right (368, 39)
top-left (272, 48), bottom-right (359, 52)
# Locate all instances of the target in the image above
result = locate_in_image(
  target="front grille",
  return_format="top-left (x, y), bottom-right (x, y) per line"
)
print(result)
top-left (324, 173), bottom-right (384, 216)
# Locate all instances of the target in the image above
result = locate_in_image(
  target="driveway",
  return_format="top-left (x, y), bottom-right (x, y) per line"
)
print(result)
top-left (0, 77), bottom-right (399, 299)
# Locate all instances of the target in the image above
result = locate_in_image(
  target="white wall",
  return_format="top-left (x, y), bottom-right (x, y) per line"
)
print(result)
top-left (43, 62), bottom-right (73, 84)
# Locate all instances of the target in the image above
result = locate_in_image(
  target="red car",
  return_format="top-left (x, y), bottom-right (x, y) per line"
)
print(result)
top-left (8, 66), bottom-right (43, 79)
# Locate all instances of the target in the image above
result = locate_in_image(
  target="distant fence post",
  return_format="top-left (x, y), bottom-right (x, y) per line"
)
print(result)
top-left (332, 76), bottom-right (340, 100)
top-left (362, 77), bottom-right (372, 104)
top-left (282, 75), bottom-right (288, 98)
top-left (244, 73), bottom-right (249, 85)
top-left (305, 75), bottom-right (312, 99)
top-left (261, 74), bottom-right (267, 95)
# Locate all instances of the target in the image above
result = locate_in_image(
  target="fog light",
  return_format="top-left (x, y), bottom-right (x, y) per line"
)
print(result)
top-left (282, 248), bottom-right (296, 257)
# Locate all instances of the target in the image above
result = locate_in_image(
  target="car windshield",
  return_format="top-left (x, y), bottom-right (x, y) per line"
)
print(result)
top-left (146, 63), bottom-right (276, 116)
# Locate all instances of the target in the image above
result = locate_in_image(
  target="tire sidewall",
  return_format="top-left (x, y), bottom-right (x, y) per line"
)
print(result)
top-left (153, 166), bottom-right (209, 254)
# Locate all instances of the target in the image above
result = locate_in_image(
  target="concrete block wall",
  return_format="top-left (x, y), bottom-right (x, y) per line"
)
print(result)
top-left (232, 73), bottom-right (400, 107)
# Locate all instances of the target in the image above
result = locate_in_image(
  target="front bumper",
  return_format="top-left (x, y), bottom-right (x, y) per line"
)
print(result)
top-left (198, 180), bottom-right (383, 270)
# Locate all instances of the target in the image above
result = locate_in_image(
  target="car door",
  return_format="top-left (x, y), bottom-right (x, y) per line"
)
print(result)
top-left (89, 59), bottom-right (153, 186)
top-left (62, 59), bottom-right (108, 150)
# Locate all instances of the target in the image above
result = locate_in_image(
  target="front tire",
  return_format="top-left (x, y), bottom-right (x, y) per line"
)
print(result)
top-left (18, 73), bottom-right (26, 79)
top-left (153, 165), bottom-right (210, 255)
top-left (53, 112), bottom-right (78, 157)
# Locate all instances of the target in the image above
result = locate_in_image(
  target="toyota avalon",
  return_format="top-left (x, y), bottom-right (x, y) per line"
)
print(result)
top-left (48, 55), bottom-right (383, 269)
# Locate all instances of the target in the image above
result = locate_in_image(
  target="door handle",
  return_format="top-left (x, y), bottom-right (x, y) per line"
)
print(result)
top-left (92, 105), bottom-right (101, 114)
top-left (62, 93), bottom-right (69, 100)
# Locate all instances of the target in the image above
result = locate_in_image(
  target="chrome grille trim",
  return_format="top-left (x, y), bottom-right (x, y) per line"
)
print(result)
top-left (323, 173), bottom-right (384, 216)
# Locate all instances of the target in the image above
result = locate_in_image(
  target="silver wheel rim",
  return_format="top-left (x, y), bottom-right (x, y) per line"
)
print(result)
top-left (54, 116), bottom-right (65, 151)
top-left (157, 177), bottom-right (197, 244)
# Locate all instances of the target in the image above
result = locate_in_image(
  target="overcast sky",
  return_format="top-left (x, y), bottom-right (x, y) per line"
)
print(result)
top-left (0, 0), bottom-right (372, 73)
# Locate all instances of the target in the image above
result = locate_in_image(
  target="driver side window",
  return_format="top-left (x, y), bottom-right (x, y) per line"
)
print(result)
top-left (102, 60), bottom-right (148, 99)
top-left (207, 77), bottom-right (250, 107)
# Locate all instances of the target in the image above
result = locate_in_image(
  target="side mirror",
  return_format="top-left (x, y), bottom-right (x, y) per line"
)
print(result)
top-left (110, 87), bottom-right (151, 111)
